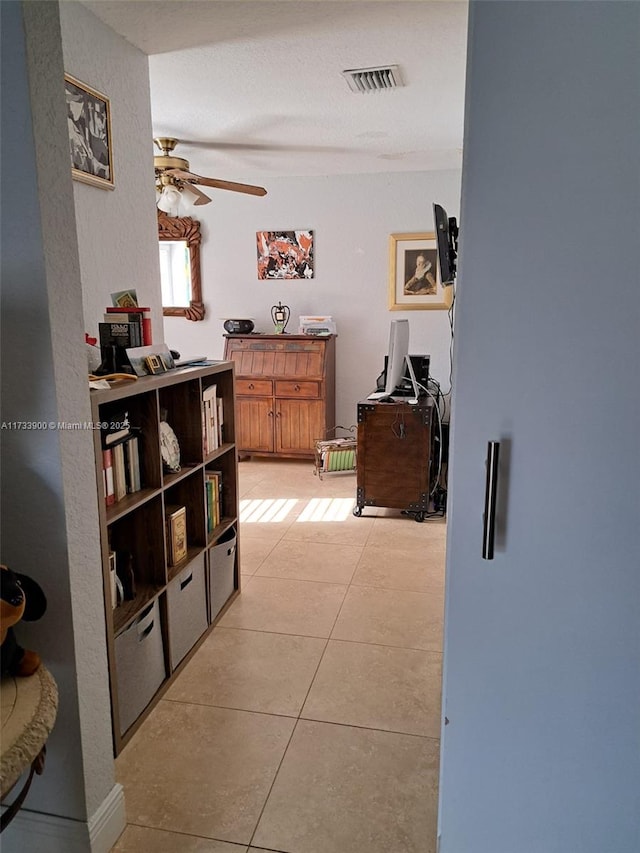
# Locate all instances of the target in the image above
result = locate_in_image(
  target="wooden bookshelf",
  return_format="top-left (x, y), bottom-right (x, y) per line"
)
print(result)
top-left (90, 362), bottom-right (241, 755)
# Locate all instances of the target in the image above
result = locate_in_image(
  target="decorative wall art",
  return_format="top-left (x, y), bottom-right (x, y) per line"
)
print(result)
top-left (64, 73), bottom-right (114, 189)
top-left (256, 231), bottom-right (314, 279)
top-left (389, 232), bottom-right (453, 310)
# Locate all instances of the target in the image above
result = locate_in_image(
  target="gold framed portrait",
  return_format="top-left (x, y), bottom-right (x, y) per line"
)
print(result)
top-left (389, 232), bottom-right (453, 310)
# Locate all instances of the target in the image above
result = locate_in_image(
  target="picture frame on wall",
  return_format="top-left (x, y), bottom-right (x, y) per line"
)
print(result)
top-left (256, 230), bottom-right (314, 279)
top-left (389, 232), bottom-right (453, 310)
top-left (64, 73), bottom-right (114, 189)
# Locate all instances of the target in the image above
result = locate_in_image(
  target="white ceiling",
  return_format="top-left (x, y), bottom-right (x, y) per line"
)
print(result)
top-left (82, 0), bottom-right (468, 183)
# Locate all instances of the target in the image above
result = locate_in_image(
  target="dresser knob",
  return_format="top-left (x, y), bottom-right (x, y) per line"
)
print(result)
top-left (248, 383), bottom-right (255, 390)
top-left (294, 384), bottom-right (301, 391)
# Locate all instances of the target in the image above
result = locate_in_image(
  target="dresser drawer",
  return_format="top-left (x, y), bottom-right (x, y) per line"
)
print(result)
top-left (236, 378), bottom-right (273, 396)
top-left (275, 380), bottom-right (320, 398)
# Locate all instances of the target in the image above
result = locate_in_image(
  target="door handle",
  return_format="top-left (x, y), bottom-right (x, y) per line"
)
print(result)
top-left (482, 441), bottom-right (500, 560)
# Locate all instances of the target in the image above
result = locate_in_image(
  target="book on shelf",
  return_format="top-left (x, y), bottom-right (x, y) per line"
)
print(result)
top-left (112, 442), bottom-right (128, 502)
top-left (101, 410), bottom-right (131, 447)
top-left (166, 504), bottom-right (187, 566)
top-left (205, 477), bottom-right (213, 533)
top-left (105, 434), bottom-right (142, 503)
top-left (217, 397), bottom-right (224, 445)
top-left (103, 448), bottom-right (115, 507)
top-left (205, 470), bottom-right (222, 531)
top-left (103, 426), bottom-right (131, 447)
top-left (99, 320), bottom-right (142, 351)
top-left (202, 384), bottom-right (219, 454)
top-left (124, 435), bottom-right (141, 493)
top-left (204, 475), bottom-right (217, 533)
top-left (108, 551), bottom-right (118, 609)
top-left (104, 306), bottom-right (152, 346)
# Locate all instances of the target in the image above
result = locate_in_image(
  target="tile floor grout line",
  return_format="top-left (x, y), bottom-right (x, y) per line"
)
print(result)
top-left (124, 820), bottom-right (251, 847)
top-left (293, 714), bottom-right (442, 742)
top-left (246, 716), bottom-right (304, 851)
top-left (307, 635), bottom-right (444, 655)
top-left (247, 571), bottom-right (359, 586)
top-left (214, 624), bottom-right (337, 640)
top-left (234, 573), bottom-right (352, 587)
top-left (160, 696), bottom-right (302, 720)
top-left (295, 633), bottom-right (332, 721)
top-left (207, 621), bottom-right (444, 653)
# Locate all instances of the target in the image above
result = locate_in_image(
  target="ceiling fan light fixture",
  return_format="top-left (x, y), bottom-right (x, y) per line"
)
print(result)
top-left (157, 184), bottom-right (184, 217)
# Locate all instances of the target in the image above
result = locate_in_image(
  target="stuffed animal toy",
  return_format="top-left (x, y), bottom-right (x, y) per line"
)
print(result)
top-left (1, 565), bottom-right (47, 677)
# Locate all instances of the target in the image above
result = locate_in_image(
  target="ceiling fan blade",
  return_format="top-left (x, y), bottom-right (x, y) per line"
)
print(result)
top-left (177, 139), bottom-right (351, 155)
top-left (168, 169), bottom-right (267, 197)
top-left (181, 182), bottom-right (212, 206)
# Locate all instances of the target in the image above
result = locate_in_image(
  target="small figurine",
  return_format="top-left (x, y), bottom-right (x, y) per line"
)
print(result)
top-left (1, 565), bottom-right (47, 677)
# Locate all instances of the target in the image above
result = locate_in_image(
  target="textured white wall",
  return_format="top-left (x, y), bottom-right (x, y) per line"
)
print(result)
top-left (1, 0), bottom-right (116, 839)
top-left (59, 0), bottom-right (164, 348)
top-left (164, 170), bottom-right (461, 426)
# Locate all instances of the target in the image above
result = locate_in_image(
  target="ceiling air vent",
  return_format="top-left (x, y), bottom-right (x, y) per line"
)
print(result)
top-left (342, 65), bottom-right (403, 94)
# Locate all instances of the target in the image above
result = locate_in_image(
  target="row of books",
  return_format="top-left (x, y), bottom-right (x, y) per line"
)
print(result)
top-left (103, 436), bottom-right (142, 506)
top-left (99, 306), bottom-right (153, 351)
top-left (202, 384), bottom-right (224, 454)
top-left (205, 470), bottom-right (223, 533)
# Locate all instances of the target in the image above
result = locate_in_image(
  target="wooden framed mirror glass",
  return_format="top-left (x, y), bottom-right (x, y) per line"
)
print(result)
top-left (157, 211), bottom-right (205, 320)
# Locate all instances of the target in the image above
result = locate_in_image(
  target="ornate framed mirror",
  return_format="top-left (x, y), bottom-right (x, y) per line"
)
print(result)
top-left (157, 211), bottom-right (205, 320)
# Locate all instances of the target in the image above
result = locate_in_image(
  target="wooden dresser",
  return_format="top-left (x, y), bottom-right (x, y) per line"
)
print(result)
top-left (223, 334), bottom-right (336, 459)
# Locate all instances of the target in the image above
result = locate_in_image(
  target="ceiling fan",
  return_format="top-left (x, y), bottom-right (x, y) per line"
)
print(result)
top-left (154, 137), bottom-right (267, 214)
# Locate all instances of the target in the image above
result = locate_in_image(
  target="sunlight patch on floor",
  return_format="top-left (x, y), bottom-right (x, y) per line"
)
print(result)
top-left (239, 497), bottom-right (354, 523)
top-left (240, 498), bottom-right (298, 523)
top-left (297, 497), bottom-right (355, 522)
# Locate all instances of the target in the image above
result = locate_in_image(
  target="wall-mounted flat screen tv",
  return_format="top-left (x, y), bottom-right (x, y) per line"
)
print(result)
top-left (433, 203), bottom-right (458, 286)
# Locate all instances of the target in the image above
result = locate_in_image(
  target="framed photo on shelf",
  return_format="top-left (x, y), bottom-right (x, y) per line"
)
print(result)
top-left (145, 354), bottom-right (165, 375)
top-left (64, 73), bottom-right (114, 189)
top-left (389, 232), bottom-right (453, 310)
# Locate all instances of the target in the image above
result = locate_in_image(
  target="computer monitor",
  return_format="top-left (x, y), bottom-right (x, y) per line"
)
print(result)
top-left (381, 318), bottom-right (410, 395)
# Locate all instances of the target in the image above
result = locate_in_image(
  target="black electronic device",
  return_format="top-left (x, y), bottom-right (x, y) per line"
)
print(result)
top-left (379, 353), bottom-right (430, 397)
top-left (433, 203), bottom-right (458, 286)
top-left (406, 354), bottom-right (430, 393)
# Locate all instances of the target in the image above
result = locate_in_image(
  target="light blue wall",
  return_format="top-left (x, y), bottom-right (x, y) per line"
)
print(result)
top-left (439, 2), bottom-right (640, 850)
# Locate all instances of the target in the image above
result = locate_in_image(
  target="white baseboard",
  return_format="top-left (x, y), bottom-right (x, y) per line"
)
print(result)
top-left (89, 783), bottom-right (126, 852)
top-left (2, 783), bottom-right (126, 853)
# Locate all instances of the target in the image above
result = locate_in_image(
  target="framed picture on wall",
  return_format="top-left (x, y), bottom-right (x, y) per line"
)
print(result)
top-left (64, 73), bottom-right (114, 189)
top-left (389, 232), bottom-right (453, 310)
top-left (256, 230), bottom-right (314, 279)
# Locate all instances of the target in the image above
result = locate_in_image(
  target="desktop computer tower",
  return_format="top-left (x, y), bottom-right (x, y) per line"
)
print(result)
top-left (407, 354), bottom-right (430, 391)
top-left (380, 354), bottom-right (430, 396)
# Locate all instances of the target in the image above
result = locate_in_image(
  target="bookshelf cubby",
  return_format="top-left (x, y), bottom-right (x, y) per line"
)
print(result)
top-left (90, 361), bottom-right (240, 755)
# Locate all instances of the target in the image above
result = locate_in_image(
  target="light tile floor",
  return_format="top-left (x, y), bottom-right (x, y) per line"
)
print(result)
top-left (112, 459), bottom-right (446, 853)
